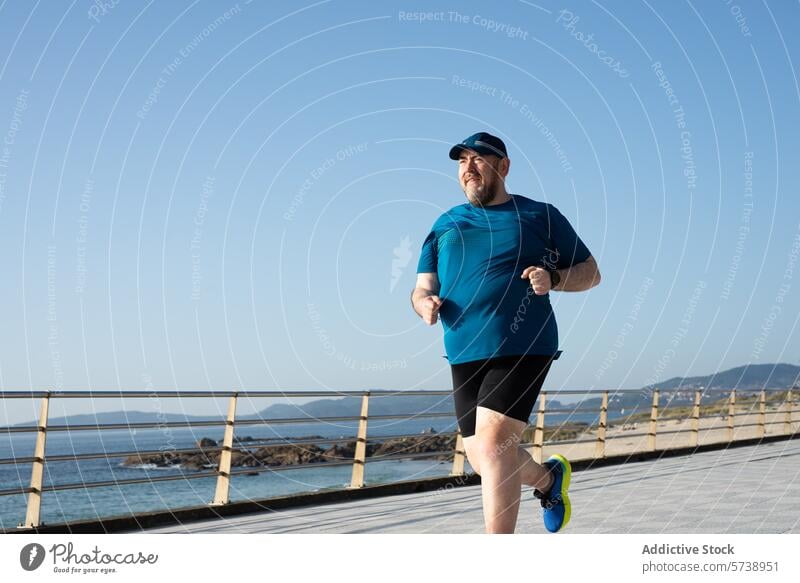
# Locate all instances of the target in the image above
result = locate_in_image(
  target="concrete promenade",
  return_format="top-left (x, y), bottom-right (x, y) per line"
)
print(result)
top-left (145, 438), bottom-right (800, 534)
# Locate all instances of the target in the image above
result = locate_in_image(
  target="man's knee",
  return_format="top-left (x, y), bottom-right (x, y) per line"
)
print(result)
top-left (466, 432), bottom-right (520, 474)
top-left (476, 432), bottom-right (520, 465)
top-left (464, 409), bottom-right (525, 473)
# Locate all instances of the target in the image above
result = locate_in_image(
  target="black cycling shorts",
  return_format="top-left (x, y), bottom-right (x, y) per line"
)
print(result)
top-left (450, 353), bottom-right (558, 438)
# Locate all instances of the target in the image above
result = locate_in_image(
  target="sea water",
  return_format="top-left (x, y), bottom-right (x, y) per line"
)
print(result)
top-left (0, 417), bottom-right (461, 529)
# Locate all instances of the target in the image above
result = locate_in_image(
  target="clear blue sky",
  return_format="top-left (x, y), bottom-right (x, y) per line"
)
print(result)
top-left (0, 0), bottom-right (798, 423)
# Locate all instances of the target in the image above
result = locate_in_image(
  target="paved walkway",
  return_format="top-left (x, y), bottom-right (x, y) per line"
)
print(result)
top-left (146, 439), bottom-right (800, 534)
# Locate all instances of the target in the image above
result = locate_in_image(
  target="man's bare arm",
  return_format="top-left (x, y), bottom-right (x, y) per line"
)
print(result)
top-left (411, 272), bottom-right (442, 324)
top-left (552, 255), bottom-right (601, 292)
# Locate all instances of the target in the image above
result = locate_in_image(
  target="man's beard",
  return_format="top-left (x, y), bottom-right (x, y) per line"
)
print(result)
top-left (464, 176), bottom-right (499, 207)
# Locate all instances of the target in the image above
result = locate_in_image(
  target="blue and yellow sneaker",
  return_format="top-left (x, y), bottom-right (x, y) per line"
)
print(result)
top-left (533, 454), bottom-right (572, 533)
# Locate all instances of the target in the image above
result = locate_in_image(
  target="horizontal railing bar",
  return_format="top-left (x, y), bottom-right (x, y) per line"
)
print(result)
top-left (233, 416), bottom-right (359, 426)
top-left (186, 430), bottom-right (459, 448)
top-left (520, 436), bottom-right (619, 448)
top-left (1, 421), bottom-right (227, 434)
top-left (359, 412), bottom-right (455, 421)
top-left (225, 436), bottom-right (356, 447)
top-left (694, 411), bottom-right (787, 420)
top-left (543, 408), bottom-right (600, 415)
top-left (368, 391), bottom-right (453, 397)
top-left (595, 409), bottom-right (793, 427)
top-left (744, 410), bottom-right (793, 415)
top-left (0, 412), bottom-right (456, 435)
top-left (539, 437), bottom-right (596, 446)
top-left (654, 429), bottom-right (695, 437)
top-left (0, 486), bottom-right (28, 497)
top-left (0, 391), bottom-right (234, 399)
top-left (0, 425), bottom-right (41, 434)
top-left (0, 390), bottom-right (454, 399)
top-left (365, 450), bottom-right (453, 462)
top-left (367, 431), bottom-right (459, 442)
top-left (542, 388), bottom-right (795, 397)
top-left (235, 412), bottom-right (454, 427)
top-left (542, 390), bottom-right (636, 395)
top-left (227, 459), bottom-right (356, 477)
top-left (605, 431), bottom-right (650, 440)
top-left (3, 388), bottom-right (793, 401)
top-left (40, 470), bottom-right (222, 492)
top-left (0, 446), bottom-right (223, 465)
top-left (1, 418), bottom-right (361, 434)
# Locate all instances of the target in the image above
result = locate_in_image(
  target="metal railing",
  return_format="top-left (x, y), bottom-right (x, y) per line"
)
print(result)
top-left (0, 386), bottom-right (796, 529)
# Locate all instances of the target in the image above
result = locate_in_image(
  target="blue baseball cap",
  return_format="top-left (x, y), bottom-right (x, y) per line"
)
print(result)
top-left (448, 132), bottom-right (508, 160)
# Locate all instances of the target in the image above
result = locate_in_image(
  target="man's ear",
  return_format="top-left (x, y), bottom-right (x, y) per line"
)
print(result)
top-left (500, 157), bottom-right (510, 178)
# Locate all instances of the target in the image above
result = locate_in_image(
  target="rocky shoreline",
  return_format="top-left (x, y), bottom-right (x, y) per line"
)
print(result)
top-left (121, 431), bottom-right (458, 471)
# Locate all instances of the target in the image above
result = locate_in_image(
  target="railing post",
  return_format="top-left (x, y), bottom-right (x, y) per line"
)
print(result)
top-left (727, 390), bottom-right (736, 441)
top-left (785, 389), bottom-right (794, 436)
top-left (20, 393), bottom-right (50, 529)
top-left (349, 391), bottom-right (369, 489)
top-left (211, 393), bottom-right (238, 506)
top-left (758, 389), bottom-right (766, 438)
top-left (594, 391), bottom-right (608, 459)
top-left (532, 391), bottom-right (546, 464)
top-left (689, 390), bottom-right (701, 447)
top-left (647, 389), bottom-right (659, 451)
top-left (450, 431), bottom-right (465, 476)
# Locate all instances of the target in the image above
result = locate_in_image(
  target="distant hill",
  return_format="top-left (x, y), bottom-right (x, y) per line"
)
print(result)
top-left (14, 363), bottom-right (798, 427)
top-left (642, 362), bottom-right (800, 392)
top-left (578, 362), bottom-right (800, 414)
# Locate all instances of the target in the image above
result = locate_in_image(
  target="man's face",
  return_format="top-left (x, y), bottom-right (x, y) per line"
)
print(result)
top-left (458, 150), bottom-right (508, 206)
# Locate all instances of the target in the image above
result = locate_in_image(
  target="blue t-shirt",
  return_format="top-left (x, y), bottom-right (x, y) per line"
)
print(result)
top-left (417, 194), bottom-right (591, 365)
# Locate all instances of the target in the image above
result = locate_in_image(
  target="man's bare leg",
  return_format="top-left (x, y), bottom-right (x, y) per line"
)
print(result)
top-left (463, 406), bottom-right (555, 533)
top-left (518, 447), bottom-right (554, 492)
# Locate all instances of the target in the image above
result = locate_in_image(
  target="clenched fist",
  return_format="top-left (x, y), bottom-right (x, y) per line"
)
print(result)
top-left (521, 266), bottom-right (552, 295)
top-left (418, 295), bottom-right (443, 325)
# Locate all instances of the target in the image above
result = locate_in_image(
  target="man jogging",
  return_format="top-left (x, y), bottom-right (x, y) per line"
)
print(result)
top-left (411, 132), bottom-right (601, 533)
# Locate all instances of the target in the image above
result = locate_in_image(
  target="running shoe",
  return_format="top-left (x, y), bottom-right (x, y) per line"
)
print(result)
top-left (533, 454), bottom-right (572, 533)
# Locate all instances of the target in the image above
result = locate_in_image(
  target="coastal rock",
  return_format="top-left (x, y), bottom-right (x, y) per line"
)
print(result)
top-left (254, 443), bottom-right (326, 466)
top-left (121, 433), bottom-right (458, 470)
top-left (373, 434), bottom-right (456, 460)
top-left (321, 440), bottom-right (378, 461)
